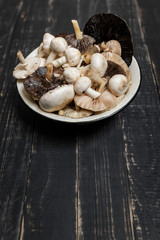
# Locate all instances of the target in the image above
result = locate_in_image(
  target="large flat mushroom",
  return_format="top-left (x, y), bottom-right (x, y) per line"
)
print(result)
top-left (83, 13), bottom-right (133, 66)
top-left (74, 89), bottom-right (124, 112)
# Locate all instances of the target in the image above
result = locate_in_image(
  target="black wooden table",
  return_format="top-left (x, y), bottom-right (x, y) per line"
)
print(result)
top-left (0, 0), bottom-right (160, 239)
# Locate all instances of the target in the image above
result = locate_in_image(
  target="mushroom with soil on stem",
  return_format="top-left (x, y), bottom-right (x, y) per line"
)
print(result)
top-left (39, 84), bottom-right (75, 112)
top-left (64, 20), bottom-right (96, 53)
top-left (74, 76), bottom-right (101, 99)
top-left (74, 89), bottom-right (124, 112)
top-left (13, 50), bottom-right (46, 79)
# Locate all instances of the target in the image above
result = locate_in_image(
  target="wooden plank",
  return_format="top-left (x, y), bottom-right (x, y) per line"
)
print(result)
top-left (105, 0), bottom-right (160, 239)
top-left (76, 0), bottom-right (160, 240)
top-left (18, 0), bottom-right (78, 239)
top-left (0, 0), bottom-right (36, 239)
top-left (135, 0), bottom-right (160, 93)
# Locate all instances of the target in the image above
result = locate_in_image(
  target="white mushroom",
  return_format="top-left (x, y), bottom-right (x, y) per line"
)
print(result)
top-left (46, 37), bottom-right (68, 64)
top-left (58, 107), bottom-right (92, 119)
top-left (52, 47), bottom-right (81, 68)
top-left (37, 33), bottom-right (55, 57)
top-left (74, 76), bottom-right (101, 99)
top-left (39, 85), bottom-right (74, 112)
top-left (50, 37), bottom-right (68, 55)
top-left (63, 67), bottom-right (80, 84)
top-left (108, 74), bottom-right (129, 96)
top-left (43, 33), bottom-right (55, 53)
top-left (90, 53), bottom-right (108, 77)
top-left (13, 51), bottom-right (46, 79)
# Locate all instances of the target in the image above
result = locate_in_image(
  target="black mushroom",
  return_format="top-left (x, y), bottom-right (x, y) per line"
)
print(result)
top-left (23, 65), bottom-right (65, 100)
top-left (83, 13), bottom-right (133, 66)
top-left (104, 61), bottom-right (126, 79)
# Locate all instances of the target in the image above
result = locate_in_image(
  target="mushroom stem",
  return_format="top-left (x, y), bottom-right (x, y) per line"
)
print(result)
top-left (46, 63), bottom-right (53, 81)
top-left (71, 20), bottom-right (83, 40)
top-left (87, 71), bottom-right (108, 93)
top-left (85, 87), bottom-right (101, 99)
top-left (17, 50), bottom-right (25, 64)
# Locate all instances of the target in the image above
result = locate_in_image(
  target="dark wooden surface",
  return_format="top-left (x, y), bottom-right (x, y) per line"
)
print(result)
top-left (0, 0), bottom-right (160, 239)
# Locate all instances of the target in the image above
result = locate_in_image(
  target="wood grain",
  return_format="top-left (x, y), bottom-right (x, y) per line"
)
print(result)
top-left (0, 0), bottom-right (160, 239)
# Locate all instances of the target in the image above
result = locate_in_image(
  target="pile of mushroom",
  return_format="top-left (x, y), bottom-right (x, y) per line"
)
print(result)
top-left (13, 13), bottom-right (133, 119)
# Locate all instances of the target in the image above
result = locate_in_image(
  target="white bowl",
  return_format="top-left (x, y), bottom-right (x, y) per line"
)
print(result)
top-left (16, 48), bottom-right (141, 123)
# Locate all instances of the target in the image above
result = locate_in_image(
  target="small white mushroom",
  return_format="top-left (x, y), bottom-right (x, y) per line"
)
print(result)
top-left (108, 74), bottom-right (129, 96)
top-left (43, 33), bottom-right (55, 53)
top-left (90, 53), bottom-right (108, 77)
top-left (63, 67), bottom-right (80, 84)
top-left (52, 47), bottom-right (81, 68)
top-left (39, 85), bottom-right (74, 112)
top-left (74, 76), bottom-right (101, 99)
top-left (13, 51), bottom-right (46, 79)
top-left (50, 37), bottom-right (68, 55)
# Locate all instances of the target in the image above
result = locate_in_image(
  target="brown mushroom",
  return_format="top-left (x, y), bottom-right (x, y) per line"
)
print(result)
top-left (100, 40), bottom-right (121, 56)
top-left (58, 107), bottom-right (92, 118)
top-left (74, 89), bottom-right (123, 112)
top-left (64, 20), bottom-right (95, 53)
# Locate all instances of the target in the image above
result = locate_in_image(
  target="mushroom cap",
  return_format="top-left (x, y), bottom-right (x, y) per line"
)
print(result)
top-left (90, 53), bottom-right (108, 77)
top-left (58, 107), bottom-right (92, 118)
top-left (23, 67), bottom-right (66, 100)
top-left (63, 67), bottom-right (80, 84)
top-left (43, 33), bottom-right (55, 52)
top-left (65, 47), bottom-right (81, 66)
top-left (101, 40), bottom-right (121, 56)
top-left (83, 13), bottom-right (133, 66)
top-left (65, 34), bottom-right (95, 53)
top-left (102, 52), bottom-right (130, 81)
top-left (13, 57), bottom-right (46, 79)
top-left (74, 89), bottom-right (117, 112)
top-left (39, 84), bottom-right (75, 112)
top-left (50, 37), bottom-right (68, 53)
top-left (108, 74), bottom-right (129, 96)
top-left (104, 60), bottom-right (126, 78)
top-left (74, 76), bottom-right (91, 95)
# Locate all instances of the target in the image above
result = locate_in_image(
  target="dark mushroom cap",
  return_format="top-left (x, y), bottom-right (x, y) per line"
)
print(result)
top-left (83, 13), bottom-right (133, 66)
top-left (65, 34), bottom-right (95, 53)
top-left (23, 67), bottom-right (65, 100)
top-left (104, 61), bottom-right (126, 78)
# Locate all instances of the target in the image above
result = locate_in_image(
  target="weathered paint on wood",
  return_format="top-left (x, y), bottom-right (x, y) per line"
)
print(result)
top-left (0, 0), bottom-right (160, 239)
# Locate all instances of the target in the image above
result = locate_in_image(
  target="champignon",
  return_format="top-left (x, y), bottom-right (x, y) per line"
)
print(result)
top-left (74, 76), bottom-right (101, 99)
top-left (39, 84), bottom-right (75, 112)
top-left (102, 52), bottom-right (130, 81)
top-left (58, 107), bottom-right (92, 118)
top-left (100, 40), bottom-right (121, 56)
top-left (83, 44), bottom-right (100, 64)
top-left (83, 13), bottom-right (133, 66)
top-left (90, 53), bottom-right (108, 77)
top-left (108, 74), bottom-right (129, 96)
top-left (74, 89), bottom-right (124, 112)
top-left (13, 51), bottom-right (46, 79)
top-left (37, 33), bottom-right (55, 57)
top-left (52, 47), bottom-right (81, 68)
top-left (23, 66), bottom-right (65, 100)
top-left (64, 20), bottom-right (95, 53)
top-left (63, 67), bottom-right (80, 84)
